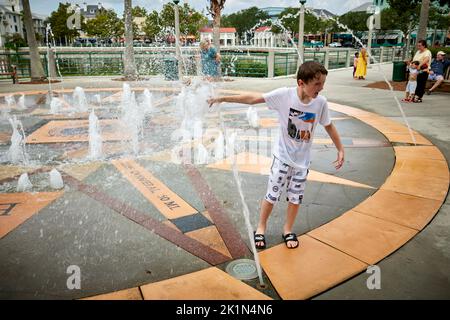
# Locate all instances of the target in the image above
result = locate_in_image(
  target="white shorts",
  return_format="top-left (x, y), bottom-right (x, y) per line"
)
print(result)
top-left (406, 81), bottom-right (417, 94)
top-left (428, 74), bottom-right (444, 81)
top-left (264, 156), bottom-right (309, 205)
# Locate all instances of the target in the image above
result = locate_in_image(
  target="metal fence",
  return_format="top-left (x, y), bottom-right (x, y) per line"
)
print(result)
top-left (0, 46), bottom-right (405, 80)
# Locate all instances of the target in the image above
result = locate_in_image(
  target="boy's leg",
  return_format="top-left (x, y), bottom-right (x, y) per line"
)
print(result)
top-left (283, 167), bottom-right (308, 248)
top-left (255, 199), bottom-right (274, 247)
top-left (284, 202), bottom-right (301, 248)
top-left (256, 156), bottom-right (290, 247)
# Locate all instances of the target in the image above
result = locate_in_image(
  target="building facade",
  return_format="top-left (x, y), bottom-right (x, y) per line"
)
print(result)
top-left (253, 26), bottom-right (290, 47)
top-left (0, 0), bottom-right (46, 47)
top-left (199, 27), bottom-right (237, 47)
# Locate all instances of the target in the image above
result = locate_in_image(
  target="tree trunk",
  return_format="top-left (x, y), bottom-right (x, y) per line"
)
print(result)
top-left (417, 0), bottom-right (430, 43)
top-left (123, 0), bottom-right (138, 80)
top-left (22, 0), bottom-right (46, 82)
top-left (213, 11), bottom-right (221, 51)
top-left (432, 26), bottom-right (437, 46)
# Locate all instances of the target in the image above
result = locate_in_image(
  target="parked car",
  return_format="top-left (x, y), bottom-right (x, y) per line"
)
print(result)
top-left (342, 41), bottom-right (353, 47)
top-left (311, 40), bottom-right (324, 48)
top-left (328, 42), bottom-right (342, 47)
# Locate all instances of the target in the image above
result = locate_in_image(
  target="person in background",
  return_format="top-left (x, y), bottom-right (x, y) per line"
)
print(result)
top-left (354, 48), bottom-right (368, 80)
top-left (410, 40), bottom-right (432, 103)
top-left (200, 39), bottom-right (221, 81)
top-left (426, 51), bottom-right (450, 95)
top-left (402, 60), bottom-right (420, 102)
top-left (353, 52), bottom-right (359, 79)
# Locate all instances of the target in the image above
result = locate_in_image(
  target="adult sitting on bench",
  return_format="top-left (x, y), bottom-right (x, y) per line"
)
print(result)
top-left (426, 51), bottom-right (450, 95)
top-left (0, 59), bottom-right (18, 84)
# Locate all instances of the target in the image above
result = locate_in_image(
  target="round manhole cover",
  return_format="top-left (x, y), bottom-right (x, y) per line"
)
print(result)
top-left (225, 259), bottom-right (258, 280)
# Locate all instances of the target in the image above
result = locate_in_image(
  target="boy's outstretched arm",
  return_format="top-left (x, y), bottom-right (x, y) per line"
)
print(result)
top-left (208, 93), bottom-right (265, 108)
top-left (324, 123), bottom-right (345, 170)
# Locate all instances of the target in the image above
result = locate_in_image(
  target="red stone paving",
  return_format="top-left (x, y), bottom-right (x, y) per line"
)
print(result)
top-left (183, 164), bottom-right (250, 259)
top-left (63, 174), bottom-right (231, 266)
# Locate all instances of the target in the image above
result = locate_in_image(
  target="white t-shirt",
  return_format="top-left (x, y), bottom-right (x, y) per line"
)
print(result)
top-left (413, 49), bottom-right (432, 67)
top-left (263, 87), bottom-right (331, 169)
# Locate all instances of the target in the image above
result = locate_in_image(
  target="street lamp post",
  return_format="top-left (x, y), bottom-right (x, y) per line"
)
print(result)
top-left (298, 0), bottom-right (306, 69)
top-left (173, 0), bottom-right (183, 80)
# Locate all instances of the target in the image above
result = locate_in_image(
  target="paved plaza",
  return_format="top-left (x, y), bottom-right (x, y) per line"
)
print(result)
top-left (0, 63), bottom-right (449, 299)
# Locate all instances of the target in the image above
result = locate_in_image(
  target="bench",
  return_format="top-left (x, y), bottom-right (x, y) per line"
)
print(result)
top-left (0, 59), bottom-right (18, 84)
top-left (426, 63), bottom-right (450, 93)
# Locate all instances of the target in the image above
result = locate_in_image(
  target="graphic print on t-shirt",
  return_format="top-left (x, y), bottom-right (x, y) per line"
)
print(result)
top-left (287, 108), bottom-right (316, 142)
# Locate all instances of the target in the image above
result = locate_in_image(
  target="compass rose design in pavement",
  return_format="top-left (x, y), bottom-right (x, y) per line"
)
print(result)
top-left (0, 88), bottom-right (447, 300)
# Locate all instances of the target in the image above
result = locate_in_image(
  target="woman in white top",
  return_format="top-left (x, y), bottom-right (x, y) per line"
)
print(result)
top-left (411, 40), bottom-right (432, 102)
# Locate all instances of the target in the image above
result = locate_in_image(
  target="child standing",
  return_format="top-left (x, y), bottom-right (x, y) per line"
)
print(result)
top-left (208, 62), bottom-right (345, 249)
top-left (402, 60), bottom-right (420, 102)
top-left (353, 52), bottom-right (359, 79)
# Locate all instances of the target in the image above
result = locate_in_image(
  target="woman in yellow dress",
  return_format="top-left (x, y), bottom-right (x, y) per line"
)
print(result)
top-left (354, 48), bottom-right (368, 80)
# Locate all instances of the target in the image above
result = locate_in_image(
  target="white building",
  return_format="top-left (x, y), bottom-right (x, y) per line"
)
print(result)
top-left (0, 1), bottom-right (46, 47)
top-left (199, 27), bottom-right (237, 47)
top-left (253, 26), bottom-right (290, 47)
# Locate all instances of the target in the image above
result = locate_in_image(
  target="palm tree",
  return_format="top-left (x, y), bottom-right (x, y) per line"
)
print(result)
top-left (207, 0), bottom-right (226, 51)
top-left (22, 0), bottom-right (46, 82)
top-left (417, 0), bottom-right (430, 43)
top-left (123, 0), bottom-right (138, 80)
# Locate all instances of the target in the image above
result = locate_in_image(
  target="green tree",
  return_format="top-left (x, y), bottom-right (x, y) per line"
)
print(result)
top-left (159, 3), bottom-right (208, 37)
top-left (4, 33), bottom-right (27, 51)
top-left (337, 11), bottom-right (370, 32)
top-left (385, 0), bottom-right (421, 56)
top-left (278, 8), bottom-right (332, 38)
top-left (131, 6), bottom-right (147, 17)
top-left (428, 4), bottom-right (450, 44)
top-left (84, 9), bottom-right (124, 39)
top-left (142, 10), bottom-right (161, 41)
top-left (221, 7), bottom-right (270, 38)
top-left (46, 2), bottom-right (85, 45)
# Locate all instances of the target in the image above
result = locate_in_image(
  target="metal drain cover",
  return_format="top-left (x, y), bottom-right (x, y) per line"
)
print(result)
top-left (225, 259), bottom-right (258, 280)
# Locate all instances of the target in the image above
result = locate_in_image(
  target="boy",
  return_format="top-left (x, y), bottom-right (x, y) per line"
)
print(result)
top-left (208, 61), bottom-right (344, 249)
top-left (403, 60), bottom-right (420, 102)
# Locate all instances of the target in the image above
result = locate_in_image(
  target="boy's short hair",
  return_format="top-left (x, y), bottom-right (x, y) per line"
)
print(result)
top-left (355, 52), bottom-right (359, 57)
top-left (411, 60), bottom-right (420, 66)
top-left (297, 61), bottom-right (328, 83)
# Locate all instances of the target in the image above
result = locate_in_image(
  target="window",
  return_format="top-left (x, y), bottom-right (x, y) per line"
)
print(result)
top-left (13, 16), bottom-right (16, 23)
top-left (12, 5), bottom-right (15, 12)
top-left (15, 25), bottom-right (18, 32)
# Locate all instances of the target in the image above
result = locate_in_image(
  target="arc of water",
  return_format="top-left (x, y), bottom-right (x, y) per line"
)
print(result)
top-left (304, 8), bottom-right (416, 145)
top-left (217, 105), bottom-right (265, 287)
top-left (246, 8), bottom-right (416, 145)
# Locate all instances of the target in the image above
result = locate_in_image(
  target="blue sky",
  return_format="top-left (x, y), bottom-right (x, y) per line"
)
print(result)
top-left (27, 0), bottom-right (370, 17)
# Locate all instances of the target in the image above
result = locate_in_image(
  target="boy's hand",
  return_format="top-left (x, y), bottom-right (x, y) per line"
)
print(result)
top-left (207, 97), bottom-right (220, 108)
top-left (333, 150), bottom-right (345, 170)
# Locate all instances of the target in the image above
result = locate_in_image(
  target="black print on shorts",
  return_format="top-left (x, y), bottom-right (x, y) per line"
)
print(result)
top-left (267, 194), bottom-right (277, 202)
top-left (277, 176), bottom-right (283, 183)
top-left (273, 186), bottom-right (279, 192)
top-left (279, 170), bottom-right (288, 174)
